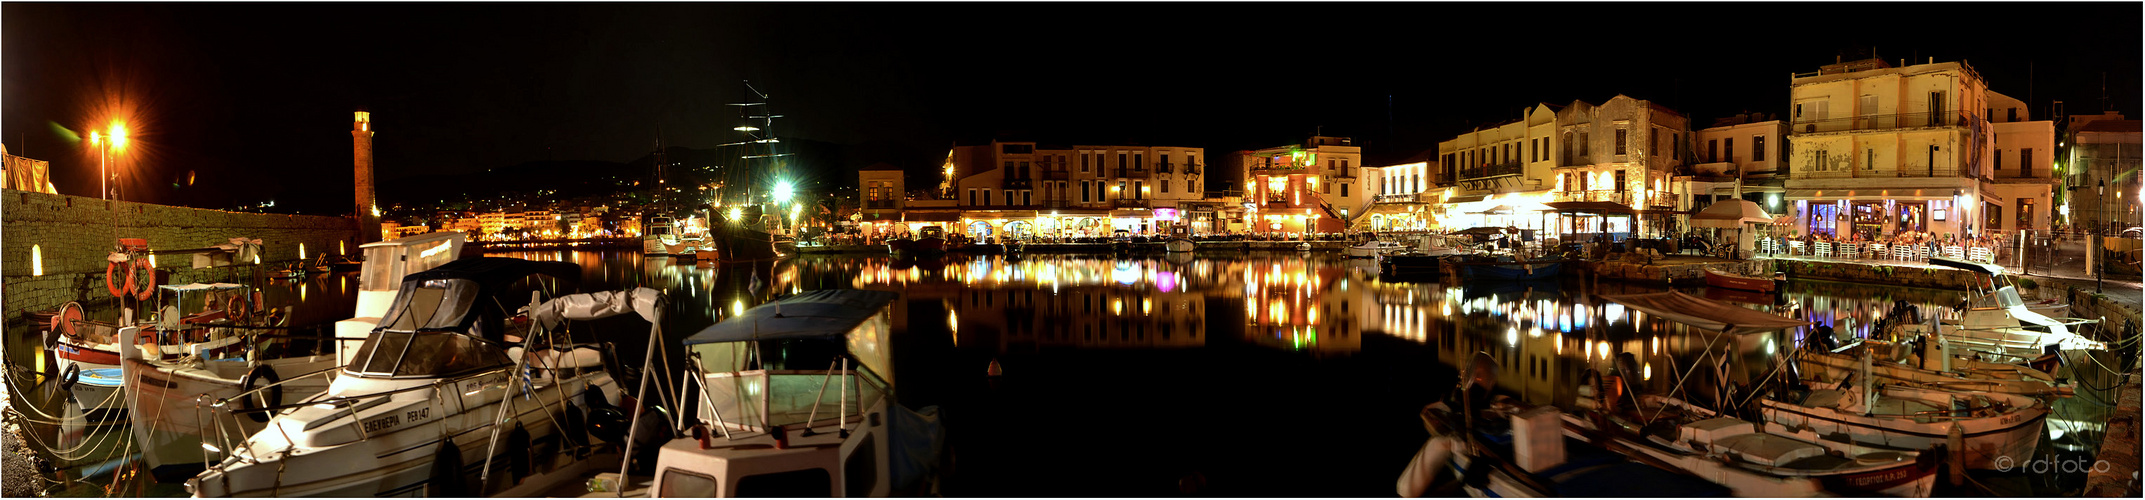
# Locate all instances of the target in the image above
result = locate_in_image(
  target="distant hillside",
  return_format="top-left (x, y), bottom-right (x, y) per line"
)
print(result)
top-left (379, 137), bottom-right (933, 207)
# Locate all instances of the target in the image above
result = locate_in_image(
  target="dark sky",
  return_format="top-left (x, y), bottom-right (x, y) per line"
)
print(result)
top-left (6, 2), bottom-right (2139, 215)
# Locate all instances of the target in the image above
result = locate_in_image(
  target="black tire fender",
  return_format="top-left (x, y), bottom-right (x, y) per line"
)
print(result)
top-left (427, 441), bottom-right (467, 497)
top-left (236, 365), bottom-right (282, 423)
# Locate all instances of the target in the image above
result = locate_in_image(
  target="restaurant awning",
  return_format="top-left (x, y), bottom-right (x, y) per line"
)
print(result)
top-left (1784, 188), bottom-right (1973, 202)
top-left (1600, 291), bottom-right (1813, 335)
top-left (1446, 194), bottom-right (1489, 204)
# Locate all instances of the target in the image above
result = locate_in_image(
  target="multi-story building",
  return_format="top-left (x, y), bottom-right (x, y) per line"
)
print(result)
top-left (1360, 149), bottom-right (1441, 232)
top-left (2062, 111), bottom-right (2142, 233)
top-left (940, 140), bottom-right (1208, 240)
top-left (1984, 91), bottom-right (2058, 233)
top-left (1783, 57), bottom-right (2008, 238)
top-left (1688, 116), bottom-right (1790, 218)
top-left (855, 163), bottom-right (908, 239)
top-left (1435, 97), bottom-right (1690, 237)
top-left (478, 212), bottom-right (508, 236)
top-left (1239, 136), bottom-right (1363, 235)
top-left (522, 209), bottom-right (557, 237)
top-left (1438, 104), bottom-right (1557, 232)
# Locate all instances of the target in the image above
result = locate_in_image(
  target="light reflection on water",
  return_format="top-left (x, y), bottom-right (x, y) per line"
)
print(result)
top-left (479, 250), bottom-right (2095, 496)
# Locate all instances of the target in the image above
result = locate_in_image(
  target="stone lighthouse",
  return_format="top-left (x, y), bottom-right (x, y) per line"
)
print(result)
top-left (353, 111), bottom-right (381, 244)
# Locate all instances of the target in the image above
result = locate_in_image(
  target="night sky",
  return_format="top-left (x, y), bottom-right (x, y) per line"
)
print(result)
top-left (5, 3), bottom-right (2139, 215)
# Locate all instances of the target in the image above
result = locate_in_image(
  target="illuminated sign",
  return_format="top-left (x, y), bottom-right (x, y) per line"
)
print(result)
top-left (1154, 208), bottom-right (1180, 221)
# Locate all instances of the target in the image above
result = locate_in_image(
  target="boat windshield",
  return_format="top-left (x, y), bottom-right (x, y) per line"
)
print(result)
top-left (345, 330), bottom-right (511, 378)
top-left (379, 280), bottom-right (483, 332)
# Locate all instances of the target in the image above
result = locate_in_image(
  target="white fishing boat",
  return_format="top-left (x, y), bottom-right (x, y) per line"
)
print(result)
top-left (1569, 391), bottom-right (1940, 497)
top-left (1601, 290), bottom-right (2048, 471)
top-left (51, 283), bottom-right (272, 422)
top-left (120, 286), bottom-right (341, 480)
top-left (1901, 258), bottom-right (2104, 367)
top-left (1796, 339), bottom-right (2068, 398)
top-left (596, 289), bottom-right (948, 497)
top-left (187, 258), bottom-right (658, 497)
top-left (1164, 226), bottom-right (1196, 253)
top-left (1346, 240), bottom-right (1407, 259)
top-left (643, 215), bottom-right (689, 256)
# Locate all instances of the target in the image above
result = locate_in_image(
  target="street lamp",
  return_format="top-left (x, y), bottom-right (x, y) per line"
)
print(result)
top-left (2097, 179), bottom-right (2106, 292)
top-left (87, 121), bottom-right (129, 200)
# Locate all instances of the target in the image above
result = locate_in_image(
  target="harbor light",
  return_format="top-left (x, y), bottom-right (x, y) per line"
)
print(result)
top-left (774, 180), bottom-right (794, 203)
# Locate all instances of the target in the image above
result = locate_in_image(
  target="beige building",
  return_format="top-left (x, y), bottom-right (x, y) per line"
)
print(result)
top-left (1783, 57), bottom-right (2031, 238)
top-left (1435, 97), bottom-right (1691, 237)
top-left (1360, 149), bottom-right (1441, 232)
top-left (1688, 117), bottom-right (1791, 218)
top-left (1438, 106), bottom-right (1556, 231)
top-left (1985, 91), bottom-right (2058, 232)
top-left (938, 140), bottom-right (1209, 240)
top-left (1240, 136), bottom-right (1364, 234)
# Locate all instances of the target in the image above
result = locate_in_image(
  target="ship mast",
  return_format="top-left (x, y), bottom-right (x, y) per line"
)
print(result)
top-left (721, 81), bottom-right (794, 222)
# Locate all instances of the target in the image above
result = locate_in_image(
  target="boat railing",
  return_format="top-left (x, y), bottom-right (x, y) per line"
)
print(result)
top-left (687, 362), bottom-right (888, 437)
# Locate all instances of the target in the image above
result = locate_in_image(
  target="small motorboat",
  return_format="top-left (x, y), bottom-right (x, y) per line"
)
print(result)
top-left (187, 258), bottom-right (653, 497)
top-left (1163, 226), bottom-right (1196, 253)
top-left (1346, 240), bottom-right (1406, 259)
top-left (912, 226), bottom-right (949, 256)
top-left (625, 289), bottom-right (948, 497)
top-left (1704, 267), bottom-right (1783, 293)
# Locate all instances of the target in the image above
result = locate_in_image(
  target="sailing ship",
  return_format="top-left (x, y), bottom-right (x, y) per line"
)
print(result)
top-left (703, 81), bottom-right (787, 263)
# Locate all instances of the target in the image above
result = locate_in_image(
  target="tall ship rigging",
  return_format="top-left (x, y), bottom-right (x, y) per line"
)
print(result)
top-left (704, 81), bottom-right (785, 263)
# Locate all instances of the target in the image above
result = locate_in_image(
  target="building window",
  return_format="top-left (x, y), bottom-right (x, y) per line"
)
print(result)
top-left (1752, 135), bottom-right (1766, 162)
top-left (1082, 154), bottom-right (1090, 172)
top-left (985, 189), bottom-right (993, 205)
top-left (1341, 182), bottom-right (1349, 197)
top-left (1995, 149), bottom-right (2004, 170)
top-left (1081, 181), bottom-right (1091, 203)
top-left (1724, 137), bottom-right (1735, 163)
top-left (1022, 190), bottom-right (1032, 206)
top-left (1578, 132), bottom-right (1589, 157)
top-left (968, 189), bottom-right (977, 206)
top-left (2022, 148), bottom-right (2033, 176)
top-left (1134, 153), bottom-right (1143, 170)
top-left (1118, 153), bottom-right (1127, 171)
top-left (1161, 181), bottom-right (1170, 194)
top-left (1615, 129), bottom-right (1628, 155)
top-left (1187, 179), bottom-right (1195, 193)
top-left (1707, 139), bottom-right (1718, 163)
top-left (2018, 198), bottom-right (2035, 229)
top-left (1614, 170), bottom-right (1627, 192)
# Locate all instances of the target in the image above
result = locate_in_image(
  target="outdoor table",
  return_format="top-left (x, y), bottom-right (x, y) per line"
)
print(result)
top-left (1869, 243), bottom-right (1886, 260)
top-left (1789, 240), bottom-right (1804, 255)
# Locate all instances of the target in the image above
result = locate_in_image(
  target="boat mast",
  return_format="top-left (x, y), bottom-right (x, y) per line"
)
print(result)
top-left (722, 81), bottom-right (794, 225)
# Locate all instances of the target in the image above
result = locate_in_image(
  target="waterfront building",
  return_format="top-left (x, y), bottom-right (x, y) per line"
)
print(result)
top-left (1359, 149), bottom-right (1442, 232)
top-left (1783, 57), bottom-right (2030, 239)
top-left (1986, 91), bottom-right (2059, 233)
top-left (855, 163), bottom-right (906, 240)
top-left (478, 211), bottom-right (507, 236)
top-left (1239, 136), bottom-right (1363, 235)
top-left (2060, 111), bottom-right (2141, 233)
top-left (1548, 96), bottom-right (1693, 237)
top-left (1437, 104), bottom-right (1557, 232)
top-left (1688, 116), bottom-right (1791, 221)
top-left (937, 140), bottom-right (1209, 240)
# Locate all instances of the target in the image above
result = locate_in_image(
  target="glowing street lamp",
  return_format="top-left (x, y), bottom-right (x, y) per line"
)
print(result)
top-left (86, 121), bottom-right (129, 200)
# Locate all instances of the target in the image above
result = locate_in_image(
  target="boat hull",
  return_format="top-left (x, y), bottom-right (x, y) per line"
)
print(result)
top-left (1758, 388), bottom-right (2045, 470)
top-left (1704, 269), bottom-right (1778, 293)
top-left (1452, 261), bottom-right (1562, 281)
top-left (123, 353), bottom-right (337, 476)
top-left (1164, 239), bottom-right (1195, 253)
top-left (1378, 254), bottom-right (1447, 279)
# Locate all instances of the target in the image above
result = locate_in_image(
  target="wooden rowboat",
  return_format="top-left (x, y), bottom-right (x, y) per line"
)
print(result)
top-left (1704, 268), bottom-right (1780, 293)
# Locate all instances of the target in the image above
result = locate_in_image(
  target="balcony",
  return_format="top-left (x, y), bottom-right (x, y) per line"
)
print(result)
top-left (1156, 163), bottom-right (1174, 174)
top-left (1186, 163), bottom-right (1202, 175)
top-left (1004, 178), bottom-right (1032, 189)
top-left (1374, 192), bottom-right (1437, 204)
top-left (1114, 198), bottom-right (1150, 209)
top-left (1791, 111), bottom-right (1978, 135)
top-left (1250, 163), bottom-right (1309, 176)
top-left (1459, 161), bottom-right (1522, 180)
top-left (1796, 167), bottom-right (1964, 180)
top-left (1114, 168), bottom-right (1152, 179)
top-left (1043, 169), bottom-right (1070, 180)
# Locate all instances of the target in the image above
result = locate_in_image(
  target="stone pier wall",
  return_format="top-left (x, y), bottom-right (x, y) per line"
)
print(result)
top-left (2, 189), bottom-right (357, 324)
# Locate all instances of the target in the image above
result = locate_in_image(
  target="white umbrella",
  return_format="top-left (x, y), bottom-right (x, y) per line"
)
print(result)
top-left (1690, 199), bottom-right (1774, 229)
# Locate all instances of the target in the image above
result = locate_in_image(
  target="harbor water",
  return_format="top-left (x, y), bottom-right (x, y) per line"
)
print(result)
top-left (6, 249), bottom-right (2120, 497)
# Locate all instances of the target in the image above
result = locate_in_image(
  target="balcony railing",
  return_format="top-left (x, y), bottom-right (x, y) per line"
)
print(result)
top-left (1157, 163), bottom-right (1174, 174)
top-left (1004, 178), bottom-right (1032, 189)
top-left (1115, 168), bottom-right (1151, 179)
top-left (1043, 169), bottom-right (1070, 180)
top-left (1796, 167), bottom-right (1964, 179)
top-left (1114, 198), bottom-right (1149, 208)
top-left (1186, 164), bottom-right (1202, 175)
top-left (1556, 190), bottom-right (1631, 205)
top-left (1459, 161), bottom-right (1522, 180)
top-left (1374, 192), bottom-right (1437, 204)
top-left (1791, 111), bottom-right (1977, 135)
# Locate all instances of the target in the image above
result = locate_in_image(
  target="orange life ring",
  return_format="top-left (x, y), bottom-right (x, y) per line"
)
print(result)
top-left (130, 258), bottom-right (155, 301)
top-left (106, 261), bottom-right (128, 298)
top-left (224, 293), bottom-right (250, 324)
top-left (105, 258), bottom-right (156, 300)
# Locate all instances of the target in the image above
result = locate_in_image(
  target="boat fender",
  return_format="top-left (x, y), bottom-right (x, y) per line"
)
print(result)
top-left (59, 363), bottom-right (80, 392)
top-left (581, 391), bottom-right (631, 443)
top-left (237, 365), bottom-right (282, 423)
top-left (428, 442), bottom-right (467, 497)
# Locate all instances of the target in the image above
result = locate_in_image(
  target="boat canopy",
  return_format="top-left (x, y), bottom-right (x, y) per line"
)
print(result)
top-left (682, 289), bottom-right (900, 345)
top-left (1600, 291), bottom-right (1811, 335)
top-left (375, 257), bottom-right (581, 339)
top-left (1928, 256), bottom-right (2005, 276)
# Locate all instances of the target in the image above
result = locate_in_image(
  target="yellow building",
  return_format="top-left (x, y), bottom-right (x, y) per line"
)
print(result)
top-left (938, 140), bottom-right (1210, 240)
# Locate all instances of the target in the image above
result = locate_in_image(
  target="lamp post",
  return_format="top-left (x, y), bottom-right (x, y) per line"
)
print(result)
top-left (2097, 179), bottom-right (2106, 293)
top-left (87, 121), bottom-right (128, 200)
